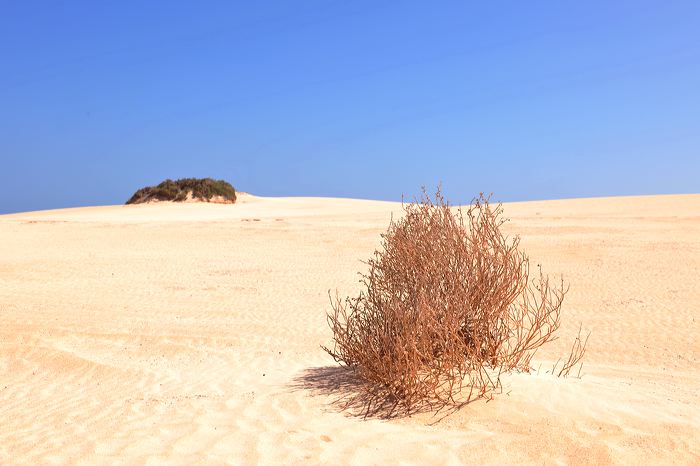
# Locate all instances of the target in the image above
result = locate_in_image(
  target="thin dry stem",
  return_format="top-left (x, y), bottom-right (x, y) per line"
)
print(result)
top-left (557, 324), bottom-right (590, 377)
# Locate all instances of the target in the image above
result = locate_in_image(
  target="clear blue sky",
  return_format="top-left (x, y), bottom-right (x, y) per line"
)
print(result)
top-left (2, 1), bottom-right (699, 213)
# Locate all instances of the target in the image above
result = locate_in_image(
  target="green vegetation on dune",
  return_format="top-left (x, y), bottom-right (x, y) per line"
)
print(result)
top-left (126, 178), bottom-right (237, 204)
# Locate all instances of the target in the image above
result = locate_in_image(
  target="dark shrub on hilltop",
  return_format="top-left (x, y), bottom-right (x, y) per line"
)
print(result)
top-left (126, 178), bottom-right (236, 204)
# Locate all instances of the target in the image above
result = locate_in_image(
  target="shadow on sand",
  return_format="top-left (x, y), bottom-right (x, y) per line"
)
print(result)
top-left (289, 365), bottom-right (472, 421)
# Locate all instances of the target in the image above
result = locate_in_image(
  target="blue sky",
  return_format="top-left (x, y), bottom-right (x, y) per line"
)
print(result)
top-left (1, 1), bottom-right (699, 213)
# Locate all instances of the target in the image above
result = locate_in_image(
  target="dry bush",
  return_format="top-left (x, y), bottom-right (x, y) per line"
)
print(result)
top-left (323, 188), bottom-right (584, 414)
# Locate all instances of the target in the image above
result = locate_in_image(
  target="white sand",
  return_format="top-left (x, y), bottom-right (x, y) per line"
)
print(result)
top-left (1, 194), bottom-right (698, 464)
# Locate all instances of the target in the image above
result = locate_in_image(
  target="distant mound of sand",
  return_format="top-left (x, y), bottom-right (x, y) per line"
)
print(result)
top-left (126, 178), bottom-right (237, 204)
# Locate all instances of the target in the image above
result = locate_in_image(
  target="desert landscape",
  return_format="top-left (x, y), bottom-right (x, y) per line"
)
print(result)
top-left (1, 193), bottom-right (698, 464)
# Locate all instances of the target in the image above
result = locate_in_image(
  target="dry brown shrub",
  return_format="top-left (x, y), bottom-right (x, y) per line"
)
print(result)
top-left (323, 188), bottom-right (585, 415)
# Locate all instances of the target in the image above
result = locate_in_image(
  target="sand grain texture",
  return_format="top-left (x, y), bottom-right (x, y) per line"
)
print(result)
top-left (1, 194), bottom-right (698, 465)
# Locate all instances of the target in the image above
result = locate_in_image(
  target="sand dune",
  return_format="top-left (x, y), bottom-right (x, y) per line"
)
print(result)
top-left (1, 194), bottom-right (698, 464)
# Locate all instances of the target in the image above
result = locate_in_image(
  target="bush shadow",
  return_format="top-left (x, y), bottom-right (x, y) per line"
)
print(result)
top-left (289, 365), bottom-right (471, 421)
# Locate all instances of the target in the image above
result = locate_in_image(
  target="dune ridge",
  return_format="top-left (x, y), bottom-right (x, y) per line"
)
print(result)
top-left (1, 194), bottom-right (698, 464)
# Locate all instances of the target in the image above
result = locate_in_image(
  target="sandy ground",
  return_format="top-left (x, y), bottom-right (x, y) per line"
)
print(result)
top-left (1, 193), bottom-right (698, 465)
